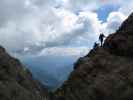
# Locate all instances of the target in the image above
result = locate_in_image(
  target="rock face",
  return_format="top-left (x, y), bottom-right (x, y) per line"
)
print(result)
top-left (0, 46), bottom-right (50, 100)
top-left (55, 13), bottom-right (133, 100)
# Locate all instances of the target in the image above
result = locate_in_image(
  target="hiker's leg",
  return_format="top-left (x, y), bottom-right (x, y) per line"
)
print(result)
top-left (101, 40), bottom-right (102, 47)
top-left (101, 39), bottom-right (103, 47)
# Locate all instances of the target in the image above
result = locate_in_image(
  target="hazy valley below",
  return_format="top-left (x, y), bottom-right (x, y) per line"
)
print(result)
top-left (12, 47), bottom-right (89, 90)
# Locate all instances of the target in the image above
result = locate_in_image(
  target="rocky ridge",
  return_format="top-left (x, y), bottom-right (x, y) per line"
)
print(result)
top-left (0, 46), bottom-right (50, 100)
top-left (55, 13), bottom-right (133, 100)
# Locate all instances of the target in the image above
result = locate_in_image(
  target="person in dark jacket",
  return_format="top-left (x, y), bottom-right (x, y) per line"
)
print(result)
top-left (99, 33), bottom-right (105, 47)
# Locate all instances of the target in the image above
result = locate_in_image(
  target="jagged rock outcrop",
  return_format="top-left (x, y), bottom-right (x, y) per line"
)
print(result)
top-left (55, 13), bottom-right (133, 100)
top-left (0, 46), bottom-right (50, 100)
top-left (104, 13), bottom-right (133, 57)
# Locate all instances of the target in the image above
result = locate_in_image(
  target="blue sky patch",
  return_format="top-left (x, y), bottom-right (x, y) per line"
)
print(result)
top-left (97, 4), bottom-right (120, 22)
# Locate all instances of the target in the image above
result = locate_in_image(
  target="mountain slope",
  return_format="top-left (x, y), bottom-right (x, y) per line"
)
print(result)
top-left (55, 13), bottom-right (133, 100)
top-left (0, 46), bottom-right (50, 100)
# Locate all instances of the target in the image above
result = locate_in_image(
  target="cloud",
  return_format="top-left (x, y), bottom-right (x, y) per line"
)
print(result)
top-left (0, 0), bottom-right (132, 54)
top-left (0, 0), bottom-right (102, 53)
top-left (99, 0), bottom-right (133, 35)
top-left (0, 0), bottom-right (33, 26)
top-left (64, 0), bottom-right (100, 12)
top-left (118, 0), bottom-right (133, 16)
top-left (103, 11), bottom-right (127, 34)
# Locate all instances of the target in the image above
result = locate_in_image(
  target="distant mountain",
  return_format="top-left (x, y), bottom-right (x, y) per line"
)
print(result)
top-left (0, 46), bottom-right (50, 100)
top-left (20, 55), bottom-right (77, 91)
top-left (55, 13), bottom-right (133, 100)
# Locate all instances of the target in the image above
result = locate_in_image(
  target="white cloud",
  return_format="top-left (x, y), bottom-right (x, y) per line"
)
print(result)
top-left (0, 0), bottom-right (102, 53)
top-left (101, 0), bottom-right (133, 35)
top-left (0, 0), bottom-right (132, 53)
top-left (64, 0), bottom-right (100, 12)
top-left (39, 47), bottom-right (89, 57)
top-left (118, 0), bottom-right (133, 16)
top-left (102, 11), bottom-right (127, 34)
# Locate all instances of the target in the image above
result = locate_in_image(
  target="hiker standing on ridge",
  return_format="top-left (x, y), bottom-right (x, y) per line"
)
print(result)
top-left (99, 33), bottom-right (105, 47)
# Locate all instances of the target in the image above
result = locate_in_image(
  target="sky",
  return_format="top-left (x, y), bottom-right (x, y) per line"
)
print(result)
top-left (0, 0), bottom-right (132, 53)
top-left (0, 0), bottom-right (132, 89)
